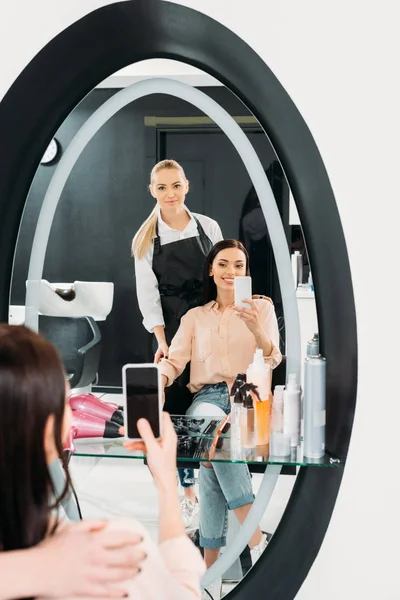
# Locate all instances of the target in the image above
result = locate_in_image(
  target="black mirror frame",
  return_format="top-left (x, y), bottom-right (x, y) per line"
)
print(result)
top-left (0, 1), bottom-right (357, 598)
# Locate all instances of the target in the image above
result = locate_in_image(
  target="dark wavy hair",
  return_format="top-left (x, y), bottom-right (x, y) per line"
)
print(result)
top-left (203, 239), bottom-right (250, 304)
top-left (0, 324), bottom-right (72, 552)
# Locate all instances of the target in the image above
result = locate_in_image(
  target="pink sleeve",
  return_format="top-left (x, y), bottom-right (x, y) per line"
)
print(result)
top-left (258, 300), bottom-right (282, 368)
top-left (158, 536), bottom-right (206, 598)
top-left (125, 531), bottom-right (205, 600)
top-left (41, 521), bottom-right (205, 600)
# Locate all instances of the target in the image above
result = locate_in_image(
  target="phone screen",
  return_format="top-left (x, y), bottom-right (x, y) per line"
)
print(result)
top-left (124, 366), bottom-right (161, 439)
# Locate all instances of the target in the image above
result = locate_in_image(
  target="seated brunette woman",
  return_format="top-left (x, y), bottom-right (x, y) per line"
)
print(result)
top-left (158, 239), bottom-right (282, 593)
top-left (0, 324), bottom-right (205, 600)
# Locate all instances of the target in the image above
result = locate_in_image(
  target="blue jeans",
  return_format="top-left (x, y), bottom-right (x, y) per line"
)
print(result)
top-left (179, 467), bottom-right (195, 488)
top-left (190, 383), bottom-right (254, 549)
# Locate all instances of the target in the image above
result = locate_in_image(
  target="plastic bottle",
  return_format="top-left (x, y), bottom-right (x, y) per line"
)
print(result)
top-left (230, 372), bottom-right (247, 401)
top-left (283, 373), bottom-right (301, 448)
top-left (231, 386), bottom-right (244, 459)
top-left (246, 348), bottom-right (272, 448)
top-left (291, 250), bottom-right (303, 289)
top-left (308, 270), bottom-right (314, 292)
top-left (271, 385), bottom-right (284, 433)
top-left (240, 389), bottom-right (256, 458)
top-left (304, 348), bottom-right (326, 459)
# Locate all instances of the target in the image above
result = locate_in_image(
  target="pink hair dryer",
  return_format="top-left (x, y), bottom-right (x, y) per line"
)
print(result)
top-left (104, 399), bottom-right (124, 412)
top-left (72, 409), bottom-right (122, 439)
top-left (69, 393), bottom-right (123, 426)
top-left (63, 425), bottom-right (77, 462)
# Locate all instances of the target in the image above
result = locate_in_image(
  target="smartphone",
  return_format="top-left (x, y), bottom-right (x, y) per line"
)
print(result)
top-left (234, 276), bottom-right (252, 308)
top-left (122, 364), bottom-right (162, 440)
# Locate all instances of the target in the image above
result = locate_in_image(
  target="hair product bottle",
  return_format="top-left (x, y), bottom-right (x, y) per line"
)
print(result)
top-left (240, 388), bottom-right (256, 459)
top-left (231, 386), bottom-right (244, 460)
top-left (303, 347), bottom-right (326, 459)
top-left (291, 250), bottom-right (303, 288)
top-left (247, 348), bottom-right (272, 450)
top-left (230, 372), bottom-right (247, 401)
top-left (271, 385), bottom-right (284, 433)
top-left (283, 373), bottom-right (301, 448)
top-left (306, 333), bottom-right (319, 358)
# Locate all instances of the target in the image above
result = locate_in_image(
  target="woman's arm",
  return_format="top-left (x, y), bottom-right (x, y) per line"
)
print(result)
top-left (234, 299), bottom-right (282, 367)
top-left (0, 522), bottom-right (144, 600)
top-left (134, 254), bottom-right (165, 333)
top-left (159, 312), bottom-right (194, 387)
top-left (122, 414), bottom-right (205, 599)
top-left (211, 221), bottom-right (224, 244)
top-left (0, 547), bottom-right (46, 600)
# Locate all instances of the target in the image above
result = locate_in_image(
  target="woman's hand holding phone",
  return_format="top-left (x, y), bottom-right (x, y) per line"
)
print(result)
top-left (233, 298), bottom-right (263, 335)
top-left (121, 413), bottom-right (177, 491)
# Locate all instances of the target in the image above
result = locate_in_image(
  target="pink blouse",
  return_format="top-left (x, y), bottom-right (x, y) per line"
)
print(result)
top-left (53, 519), bottom-right (206, 600)
top-left (160, 299), bottom-right (282, 393)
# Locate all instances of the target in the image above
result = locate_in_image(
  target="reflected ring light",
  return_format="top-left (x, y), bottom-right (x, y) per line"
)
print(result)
top-left (24, 77), bottom-right (300, 584)
top-left (25, 78), bottom-right (301, 380)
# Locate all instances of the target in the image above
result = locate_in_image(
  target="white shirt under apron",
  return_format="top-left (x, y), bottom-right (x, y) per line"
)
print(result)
top-left (134, 207), bottom-right (223, 332)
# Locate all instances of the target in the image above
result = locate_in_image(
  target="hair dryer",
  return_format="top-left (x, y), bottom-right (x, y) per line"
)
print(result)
top-left (72, 409), bottom-right (122, 439)
top-left (69, 393), bottom-right (123, 426)
top-left (63, 425), bottom-right (77, 463)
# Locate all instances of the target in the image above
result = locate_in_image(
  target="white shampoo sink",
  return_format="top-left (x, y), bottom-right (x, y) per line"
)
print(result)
top-left (35, 280), bottom-right (114, 320)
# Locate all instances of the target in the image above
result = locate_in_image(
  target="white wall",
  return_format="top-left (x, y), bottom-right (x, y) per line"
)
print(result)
top-left (1, 1), bottom-right (399, 598)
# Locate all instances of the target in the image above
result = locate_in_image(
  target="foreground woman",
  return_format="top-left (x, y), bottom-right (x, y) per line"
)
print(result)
top-left (0, 324), bottom-right (205, 600)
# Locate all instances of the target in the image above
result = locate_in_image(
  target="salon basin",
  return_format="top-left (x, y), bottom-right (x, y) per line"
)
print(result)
top-left (31, 279), bottom-right (114, 321)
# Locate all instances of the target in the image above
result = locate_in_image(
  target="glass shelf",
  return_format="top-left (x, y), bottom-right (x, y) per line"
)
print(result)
top-left (73, 415), bottom-right (341, 467)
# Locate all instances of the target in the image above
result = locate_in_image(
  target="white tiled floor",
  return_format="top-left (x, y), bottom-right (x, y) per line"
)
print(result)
top-left (70, 394), bottom-right (296, 595)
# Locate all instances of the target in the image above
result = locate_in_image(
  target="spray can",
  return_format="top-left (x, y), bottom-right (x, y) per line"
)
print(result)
top-left (303, 348), bottom-right (326, 459)
top-left (306, 333), bottom-right (319, 357)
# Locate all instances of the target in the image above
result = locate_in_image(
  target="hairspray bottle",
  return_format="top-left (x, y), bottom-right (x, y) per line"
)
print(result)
top-left (303, 347), bottom-right (326, 459)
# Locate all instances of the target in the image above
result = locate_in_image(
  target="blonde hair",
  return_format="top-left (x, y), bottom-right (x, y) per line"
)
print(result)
top-left (131, 160), bottom-right (187, 259)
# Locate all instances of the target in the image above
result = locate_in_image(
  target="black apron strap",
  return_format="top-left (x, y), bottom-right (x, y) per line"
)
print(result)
top-left (192, 216), bottom-right (213, 254)
top-left (153, 220), bottom-right (161, 256)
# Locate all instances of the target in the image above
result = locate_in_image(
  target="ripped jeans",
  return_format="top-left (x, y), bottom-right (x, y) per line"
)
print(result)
top-left (190, 383), bottom-right (254, 549)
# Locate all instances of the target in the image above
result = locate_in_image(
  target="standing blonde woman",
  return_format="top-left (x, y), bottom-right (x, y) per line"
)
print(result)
top-left (132, 159), bottom-right (223, 529)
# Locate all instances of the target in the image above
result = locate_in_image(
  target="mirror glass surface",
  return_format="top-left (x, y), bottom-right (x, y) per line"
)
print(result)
top-left (9, 59), bottom-right (319, 594)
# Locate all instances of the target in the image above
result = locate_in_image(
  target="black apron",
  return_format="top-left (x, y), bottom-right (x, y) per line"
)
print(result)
top-left (152, 216), bottom-right (213, 414)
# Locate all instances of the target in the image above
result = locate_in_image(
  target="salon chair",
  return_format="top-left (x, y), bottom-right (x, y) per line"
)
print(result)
top-left (38, 315), bottom-right (102, 389)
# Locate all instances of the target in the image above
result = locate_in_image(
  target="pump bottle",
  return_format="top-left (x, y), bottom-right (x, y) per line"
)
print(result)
top-left (231, 387), bottom-right (244, 459)
top-left (247, 348), bottom-right (272, 449)
top-left (240, 389), bottom-right (256, 458)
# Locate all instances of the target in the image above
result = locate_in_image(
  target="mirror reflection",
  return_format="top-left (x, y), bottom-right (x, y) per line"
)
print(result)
top-left (8, 60), bottom-right (320, 597)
